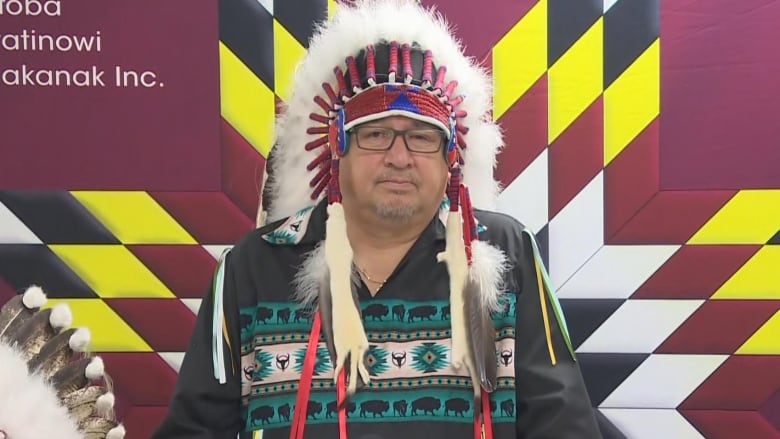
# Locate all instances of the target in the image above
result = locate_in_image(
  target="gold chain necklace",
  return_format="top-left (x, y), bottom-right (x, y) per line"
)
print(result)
top-left (357, 266), bottom-right (388, 286)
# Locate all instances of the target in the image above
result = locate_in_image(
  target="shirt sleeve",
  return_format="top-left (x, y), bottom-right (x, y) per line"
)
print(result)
top-left (512, 231), bottom-right (602, 439)
top-left (151, 251), bottom-right (244, 439)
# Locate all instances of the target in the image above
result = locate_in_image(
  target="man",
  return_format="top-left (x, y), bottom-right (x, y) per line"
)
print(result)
top-left (153, 1), bottom-right (601, 438)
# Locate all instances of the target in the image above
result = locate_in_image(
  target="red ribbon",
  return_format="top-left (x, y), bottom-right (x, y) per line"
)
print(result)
top-left (289, 310), bottom-right (322, 439)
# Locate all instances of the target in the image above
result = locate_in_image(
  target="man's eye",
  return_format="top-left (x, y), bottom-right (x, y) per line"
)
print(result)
top-left (363, 129), bottom-right (388, 138)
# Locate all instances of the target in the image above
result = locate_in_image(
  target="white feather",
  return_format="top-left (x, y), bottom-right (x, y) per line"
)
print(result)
top-left (437, 210), bottom-right (470, 372)
top-left (85, 356), bottom-right (104, 380)
top-left (21, 285), bottom-right (46, 309)
top-left (266, 0), bottom-right (502, 221)
top-left (292, 242), bottom-right (328, 306)
top-left (0, 344), bottom-right (81, 439)
top-left (469, 240), bottom-right (510, 313)
top-left (68, 327), bottom-right (91, 352)
top-left (49, 304), bottom-right (72, 329)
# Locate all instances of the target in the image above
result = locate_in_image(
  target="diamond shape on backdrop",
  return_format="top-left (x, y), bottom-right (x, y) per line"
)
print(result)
top-left (494, 76), bottom-right (548, 189)
top-left (421, 0), bottom-right (539, 60)
top-left (0, 244), bottom-right (97, 298)
top-left (273, 0), bottom-right (327, 47)
top-left (769, 229), bottom-right (780, 244)
top-left (655, 300), bottom-right (779, 354)
top-left (219, 0), bottom-right (274, 89)
top-left (759, 388), bottom-right (780, 432)
top-left (149, 192), bottom-right (254, 245)
top-left (127, 245), bottom-right (216, 298)
top-left (600, 408), bottom-right (705, 439)
top-left (120, 406), bottom-right (169, 439)
top-left (560, 299), bottom-right (624, 350)
top-left (158, 352), bottom-right (186, 373)
top-left (603, 0), bottom-right (659, 88)
top-left (221, 119), bottom-right (265, 219)
top-left (680, 410), bottom-right (779, 439)
top-left (100, 352), bottom-right (179, 406)
top-left (0, 191), bottom-right (118, 244)
top-left (680, 355), bottom-right (780, 411)
top-left (577, 353), bottom-right (648, 406)
top-left (548, 96), bottom-right (603, 219)
top-left (534, 224), bottom-right (549, 269)
top-left (0, 200), bottom-right (41, 244)
top-left (600, 354), bottom-right (727, 408)
top-left (105, 298), bottom-right (197, 352)
top-left (633, 245), bottom-right (760, 299)
top-left (577, 300), bottom-right (702, 353)
top-left (548, 0), bottom-right (603, 67)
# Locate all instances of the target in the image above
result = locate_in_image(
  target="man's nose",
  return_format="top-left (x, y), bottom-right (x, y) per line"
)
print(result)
top-left (383, 132), bottom-right (413, 167)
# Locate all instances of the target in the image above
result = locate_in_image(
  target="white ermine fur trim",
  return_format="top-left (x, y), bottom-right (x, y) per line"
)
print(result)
top-left (22, 285), bottom-right (47, 309)
top-left (468, 240), bottom-right (510, 313)
top-left (0, 344), bottom-right (82, 439)
top-left (95, 392), bottom-right (115, 417)
top-left (107, 424), bottom-right (127, 439)
top-left (69, 327), bottom-right (91, 352)
top-left (85, 357), bottom-right (105, 380)
top-left (325, 203), bottom-right (370, 394)
top-left (436, 211), bottom-right (471, 374)
top-left (265, 0), bottom-right (502, 222)
top-left (292, 242), bottom-right (328, 306)
top-left (49, 303), bottom-right (73, 329)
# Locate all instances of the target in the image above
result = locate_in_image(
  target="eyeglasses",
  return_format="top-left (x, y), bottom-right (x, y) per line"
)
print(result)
top-left (350, 126), bottom-right (446, 153)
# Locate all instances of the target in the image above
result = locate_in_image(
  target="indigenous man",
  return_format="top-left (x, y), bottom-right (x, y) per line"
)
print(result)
top-left (154, 1), bottom-right (601, 438)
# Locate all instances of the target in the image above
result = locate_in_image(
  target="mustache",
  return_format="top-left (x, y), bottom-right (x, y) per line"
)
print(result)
top-left (375, 172), bottom-right (420, 185)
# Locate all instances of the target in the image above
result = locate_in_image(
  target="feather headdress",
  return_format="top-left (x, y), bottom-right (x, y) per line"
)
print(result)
top-left (0, 286), bottom-right (125, 439)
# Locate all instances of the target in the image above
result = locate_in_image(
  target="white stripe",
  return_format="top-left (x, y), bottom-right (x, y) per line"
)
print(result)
top-left (577, 299), bottom-right (703, 353)
top-left (603, 0), bottom-right (621, 13)
top-left (600, 354), bottom-right (726, 408)
top-left (548, 172), bottom-right (604, 291)
top-left (256, 0), bottom-right (272, 15)
top-left (599, 408), bottom-right (705, 439)
top-left (556, 245), bottom-right (679, 299)
top-left (496, 149), bottom-right (548, 234)
top-left (0, 201), bottom-right (41, 244)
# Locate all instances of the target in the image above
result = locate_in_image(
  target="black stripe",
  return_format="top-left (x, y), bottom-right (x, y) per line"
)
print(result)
top-left (604, 0), bottom-right (660, 88)
top-left (219, 0), bottom-right (275, 89)
top-left (273, 0), bottom-right (328, 48)
top-left (768, 229), bottom-right (780, 245)
top-left (577, 352), bottom-right (649, 406)
top-left (0, 190), bottom-right (119, 244)
top-left (559, 299), bottom-right (625, 351)
top-left (0, 245), bottom-right (98, 299)
top-left (547, 0), bottom-right (602, 67)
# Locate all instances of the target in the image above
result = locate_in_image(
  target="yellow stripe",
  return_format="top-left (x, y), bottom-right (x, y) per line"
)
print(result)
top-left (711, 246), bottom-right (780, 299)
top-left (220, 41), bottom-right (275, 157)
top-left (49, 245), bottom-right (175, 299)
top-left (328, 0), bottom-right (338, 19)
top-left (604, 39), bottom-right (660, 165)
top-left (44, 299), bottom-right (152, 352)
top-left (534, 257), bottom-right (557, 365)
top-left (254, 429), bottom-right (264, 439)
top-left (548, 18), bottom-right (603, 143)
top-left (72, 191), bottom-right (195, 244)
top-left (688, 190), bottom-right (780, 244)
top-left (274, 19), bottom-right (307, 103)
top-left (736, 310), bottom-right (780, 354)
top-left (492, 0), bottom-right (547, 119)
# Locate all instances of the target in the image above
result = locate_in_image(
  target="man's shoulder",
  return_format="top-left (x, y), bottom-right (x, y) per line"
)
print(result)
top-left (474, 209), bottom-right (529, 238)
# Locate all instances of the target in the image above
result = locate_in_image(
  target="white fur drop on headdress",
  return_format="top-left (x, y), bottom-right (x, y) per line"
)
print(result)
top-left (85, 357), bottom-right (105, 380)
top-left (107, 424), bottom-right (127, 439)
top-left (95, 392), bottom-right (115, 417)
top-left (469, 239), bottom-right (510, 313)
top-left (265, 0), bottom-right (503, 222)
top-left (21, 285), bottom-right (47, 309)
top-left (0, 344), bottom-right (82, 439)
top-left (49, 304), bottom-right (73, 329)
top-left (69, 327), bottom-right (91, 352)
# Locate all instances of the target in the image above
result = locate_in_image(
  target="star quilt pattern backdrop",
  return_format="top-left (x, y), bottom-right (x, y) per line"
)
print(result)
top-left (0, 0), bottom-right (778, 438)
